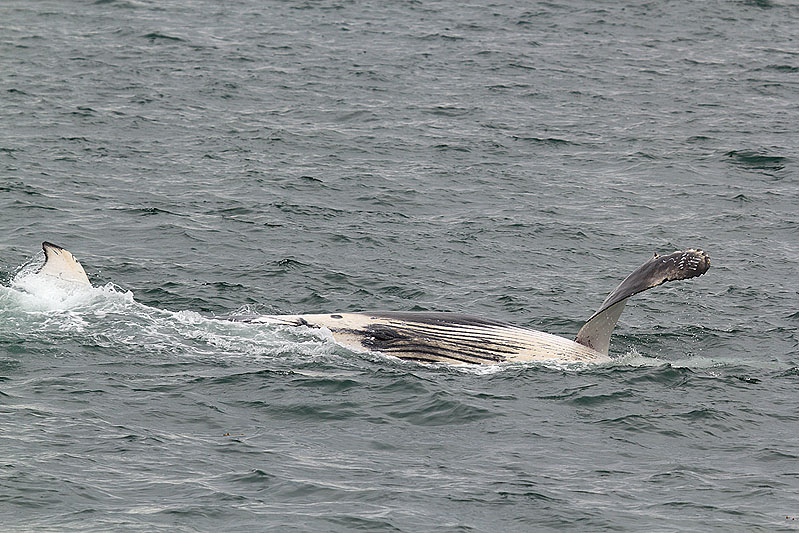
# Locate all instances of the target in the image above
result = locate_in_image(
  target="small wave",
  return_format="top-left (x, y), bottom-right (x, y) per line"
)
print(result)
top-left (142, 32), bottom-right (185, 42)
top-left (725, 149), bottom-right (787, 172)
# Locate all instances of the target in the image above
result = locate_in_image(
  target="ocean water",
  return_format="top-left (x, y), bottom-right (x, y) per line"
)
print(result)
top-left (1, 0), bottom-right (798, 530)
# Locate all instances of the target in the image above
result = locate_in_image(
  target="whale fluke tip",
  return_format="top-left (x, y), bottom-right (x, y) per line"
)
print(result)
top-left (665, 249), bottom-right (710, 281)
top-left (38, 242), bottom-right (91, 286)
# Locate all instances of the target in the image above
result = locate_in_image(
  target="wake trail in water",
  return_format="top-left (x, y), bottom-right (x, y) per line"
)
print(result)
top-left (1, 253), bottom-right (343, 366)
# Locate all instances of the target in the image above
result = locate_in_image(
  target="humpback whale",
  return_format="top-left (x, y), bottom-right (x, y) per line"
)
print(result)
top-left (30, 242), bottom-right (710, 365)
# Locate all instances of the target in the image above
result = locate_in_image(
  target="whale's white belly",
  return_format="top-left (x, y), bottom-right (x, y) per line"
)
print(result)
top-left (247, 312), bottom-right (610, 364)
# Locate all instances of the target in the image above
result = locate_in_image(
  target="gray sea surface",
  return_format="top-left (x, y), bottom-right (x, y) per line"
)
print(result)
top-left (1, 0), bottom-right (798, 531)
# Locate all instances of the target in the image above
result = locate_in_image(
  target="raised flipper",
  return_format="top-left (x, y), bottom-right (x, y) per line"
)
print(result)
top-left (37, 242), bottom-right (91, 286)
top-left (575, 249), bottom-right (710, 355)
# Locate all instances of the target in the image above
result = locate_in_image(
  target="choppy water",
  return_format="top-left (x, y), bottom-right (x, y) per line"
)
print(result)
top-left (2, 0), bottom-right (798, 530)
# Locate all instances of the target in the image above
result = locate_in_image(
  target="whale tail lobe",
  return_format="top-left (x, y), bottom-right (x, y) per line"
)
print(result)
top-left (575, 249), bottom-right (710, 356)
top-left (37, 242), bottom-right (92, 286)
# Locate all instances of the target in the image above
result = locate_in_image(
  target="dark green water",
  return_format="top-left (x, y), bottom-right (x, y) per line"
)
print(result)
top-left (2, 0), bottom-right (798, 530)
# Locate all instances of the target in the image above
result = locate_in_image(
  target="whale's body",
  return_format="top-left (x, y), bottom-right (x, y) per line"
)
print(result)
top-left (31, 242), bottom-right (710, 365)
top-left (241, 311), bottom-right (608, 364)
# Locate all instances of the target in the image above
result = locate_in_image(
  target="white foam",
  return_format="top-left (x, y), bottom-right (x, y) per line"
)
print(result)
top-left (610, 348), bottom-right (664, 367)
top-left (8, 266), bottom-right (133, 313)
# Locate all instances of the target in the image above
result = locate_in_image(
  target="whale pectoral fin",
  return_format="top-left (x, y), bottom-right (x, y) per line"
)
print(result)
top-left (37, 242), bottom-right (92, 286)
top-left (575, 249), bottom-right (710, 356)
